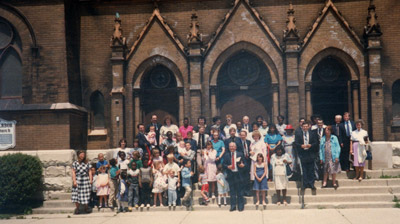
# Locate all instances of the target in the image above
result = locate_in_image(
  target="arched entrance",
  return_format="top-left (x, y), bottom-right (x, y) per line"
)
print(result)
top-left (140, 64), bottom-right (179, 124)
top-left (311, 56), bottom-right (350, 124)
top-left (217, 51), bottom-right (272, 122)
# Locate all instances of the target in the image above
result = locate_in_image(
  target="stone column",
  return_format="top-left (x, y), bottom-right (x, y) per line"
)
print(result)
top-left (210, 86), bottom-right (217, 118)
top-left (351, 81), bottom-right (360, 121)
top-left (110, 14), bottom-right (127, 147)
top-left (133, 89), bottom-right (140, 136)
top-left (178, 88), bottom-right (184, 126)
top-left (305, 82), bottom-right (312, 120)
top-left (365, 2), bottom-right (384, 140)
top-left (272, 84), bottom-right (279, 121)
top-left (283, 2), bottom-right (300, 127)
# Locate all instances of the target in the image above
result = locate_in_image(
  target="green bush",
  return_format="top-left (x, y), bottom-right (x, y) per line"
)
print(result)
top-left (0, 153), bottom-right (43, 213)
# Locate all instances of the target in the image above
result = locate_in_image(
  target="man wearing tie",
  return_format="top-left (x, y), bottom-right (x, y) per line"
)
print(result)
top-left (242, 116), bottom-right (252, 132)
top-left (146, 115), bottom-right (162, 146)
top-left (223, 142), bottom-right (247, 212)
top-left (340, 112), bottom-right (356, 172)
top-left (294, 121), bottom-right (318, 190)
top-left (239, 130), bottom-right (251, 196)
top-left (313, 119), bottom-right (326, 181)
top-left (193, 126), bottom-right (209, 166)
top-left (224, 127), bottom-right (242, 152)
top-left (137, 124), bottom-right (152, 159)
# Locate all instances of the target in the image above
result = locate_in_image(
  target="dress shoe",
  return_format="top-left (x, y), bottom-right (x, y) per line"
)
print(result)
top-left (229, 207), bottom-right (237, 212)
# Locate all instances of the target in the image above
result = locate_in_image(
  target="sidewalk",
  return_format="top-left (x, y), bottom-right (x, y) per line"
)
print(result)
top-left (1, 208), bottom-right (399, 224)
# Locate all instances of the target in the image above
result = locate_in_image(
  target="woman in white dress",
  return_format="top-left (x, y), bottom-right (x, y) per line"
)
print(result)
top-left (249, 130), bottom-right (267, 181)
top-left (270, 145), bottom-right (292, 206)
top-left (159, 115), bottom-right (179, 145)
top-left (350, 120), bottom-right (369, 181)
top-left (258, 120), bottom-right (269, 137)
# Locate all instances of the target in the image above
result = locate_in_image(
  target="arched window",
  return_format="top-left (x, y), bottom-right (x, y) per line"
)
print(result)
top-left (90, 91), bottom-right (105, 129)
top-left (393, 80), bottom-right (400, 119)
top-left (0, 18), bottom-right (22, 98)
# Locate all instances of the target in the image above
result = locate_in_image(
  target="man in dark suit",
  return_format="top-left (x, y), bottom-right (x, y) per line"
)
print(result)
top-left (145, 114), bottom-right (162, 146)
top-left (339, 112), bottom-right (356, 172)
top-left (137, 123), bottom-right (152, 158)
top-left (294, 117), bottom-right (305, 137)
top-left (239, 130), bottom-right (251, 196)
top-left (294, 121), bottom-right (319, 190)
top-left (312, 119), bottom-right (325, 181)
top-left (224, 127), bottom-right (242, 153)
top-left (242, 116), bottom-right (252, 132)
top-left (223, 142), bottom-right (247, 212)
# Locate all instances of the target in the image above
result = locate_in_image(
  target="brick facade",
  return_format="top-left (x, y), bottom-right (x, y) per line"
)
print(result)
top-left (1, 0), bottom-right (400, 150)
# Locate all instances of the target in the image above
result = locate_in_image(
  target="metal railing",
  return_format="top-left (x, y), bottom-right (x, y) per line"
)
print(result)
top-left (298, 157), bottom-right (305, 209)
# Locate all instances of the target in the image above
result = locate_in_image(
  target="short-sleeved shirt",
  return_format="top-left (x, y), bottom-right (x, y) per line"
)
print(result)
top-left (163, 162), bottom-right (180, 176)
top-left (129, 159), bottom-right (143, 169)
top-left (96, 160), bottom-right (108, 169)
top-left (110, 166), bottom-right (119, 179)
top-left (179, 125), bottom-right (194, 139)
top-left (264, 134), bottom-right (283, 145)
top-left (212, 140), bottom-right (225, 157)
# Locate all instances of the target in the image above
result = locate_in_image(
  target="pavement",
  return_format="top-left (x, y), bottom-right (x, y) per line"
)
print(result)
top-left (1, 208), bottom-right (400, 224)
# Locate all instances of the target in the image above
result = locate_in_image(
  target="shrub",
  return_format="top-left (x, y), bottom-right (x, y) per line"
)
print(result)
top-left (0, 153), bottom-right (43, 213)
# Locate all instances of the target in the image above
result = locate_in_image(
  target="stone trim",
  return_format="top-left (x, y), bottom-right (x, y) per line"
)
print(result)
top-left (301, 0), bottom-right (363, 53)
top-left (0, 101), bottom-right (87, 113)
top-left (126, 8), bottom-right (186, 60)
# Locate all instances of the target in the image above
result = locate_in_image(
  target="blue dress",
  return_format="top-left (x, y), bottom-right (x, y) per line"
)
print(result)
top-left (212, 140), bottom-right (225, 164)
top-left (253, 163), bottom-right (268, 191)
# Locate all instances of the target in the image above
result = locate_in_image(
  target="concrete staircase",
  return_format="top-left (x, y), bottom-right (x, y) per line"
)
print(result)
top-left (32, 169), bottom-right (400, 214)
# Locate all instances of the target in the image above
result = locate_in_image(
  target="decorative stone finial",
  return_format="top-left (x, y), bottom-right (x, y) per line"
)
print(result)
top-left (283, 2), bottom-right (299, 40)
top-left (188, 9), bottom-right (202, 44)
top-left (365, 0), bottom-right (382, 36)
top-left (111, 12), bottom-right (126, 47)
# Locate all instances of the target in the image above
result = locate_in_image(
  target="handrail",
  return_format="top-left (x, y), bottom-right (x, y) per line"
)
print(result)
top-left (298, 157), bottom-right (305, 209)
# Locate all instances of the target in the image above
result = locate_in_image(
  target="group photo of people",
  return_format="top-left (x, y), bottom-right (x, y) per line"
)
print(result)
top-left (71, 112), bottom-right (371, 214)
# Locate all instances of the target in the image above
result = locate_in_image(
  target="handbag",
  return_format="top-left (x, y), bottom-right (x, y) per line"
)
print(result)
top-left (366, 151), bottom-right (372, 160)
top-left (286, 163), bottom-right (292, 177)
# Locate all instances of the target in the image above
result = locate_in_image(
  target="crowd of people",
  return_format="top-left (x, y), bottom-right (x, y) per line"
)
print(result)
top-left (71, 112), bottom-right (371, 214)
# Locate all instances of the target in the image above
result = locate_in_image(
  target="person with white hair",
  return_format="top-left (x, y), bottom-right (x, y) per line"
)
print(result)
top-left (242, 116), bottom-right (252, 132)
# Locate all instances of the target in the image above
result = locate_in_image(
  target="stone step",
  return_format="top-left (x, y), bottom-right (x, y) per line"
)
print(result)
top-left (42, 191), bottom-right (399, 208)
top-left (32, 201), bottom-right (395, 214)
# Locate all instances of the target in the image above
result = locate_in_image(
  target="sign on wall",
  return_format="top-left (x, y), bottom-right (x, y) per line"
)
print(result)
top-left (0, 118), bottom-right (16, 150)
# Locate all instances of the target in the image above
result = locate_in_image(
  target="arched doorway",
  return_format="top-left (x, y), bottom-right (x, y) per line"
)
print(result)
top-left (140, 64), bottom-right (179, 124)
top-left (217, 51), bottom-right (272, 122)
top-left (311, 56), bottom-right (350, 124)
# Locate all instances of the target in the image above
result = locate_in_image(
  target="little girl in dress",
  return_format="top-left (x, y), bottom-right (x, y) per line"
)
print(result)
top-left (146, 126), bottom-right (157, 148)
top-left (216, 165), bottom-right (228, 206)
top-left (253, 154), bottom-right (268, 206)
top-left (152, 161), bottom-right (167, 207)
top-left (96, 165), bottom-right (109, 208)
top-left (152, 149), bottom-right (164, 167)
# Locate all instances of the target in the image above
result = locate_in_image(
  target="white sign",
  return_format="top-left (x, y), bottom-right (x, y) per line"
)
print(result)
top-left (0, 118), bottom-right (16, 150)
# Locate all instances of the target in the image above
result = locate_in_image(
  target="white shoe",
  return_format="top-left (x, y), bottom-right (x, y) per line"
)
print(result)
top-left (212, 195), bottom-right (216, 199)
top-left (146, 204), bottom-right (151, 208)
top-left (140, 204), bottom-right (145, 208)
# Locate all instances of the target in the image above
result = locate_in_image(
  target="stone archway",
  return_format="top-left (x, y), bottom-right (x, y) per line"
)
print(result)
top-left (216, 50), bottom-right (272, 123)
top-left (310, 56), bottom-right (351, 124)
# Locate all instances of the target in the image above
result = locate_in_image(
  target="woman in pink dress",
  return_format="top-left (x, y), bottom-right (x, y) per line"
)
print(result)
top-left (249, 130), bottom-right (267, 181)
top-left (202, 141), bottom-right (217, 198)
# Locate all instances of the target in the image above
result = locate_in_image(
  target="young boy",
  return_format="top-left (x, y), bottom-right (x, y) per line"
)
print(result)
top-left (179, 142), bottom-right (195, 166)
top-left (198, 166), bottom-right (209, 204)
top-left (127, 161), bottom-right (141, 211)
top-left (108, 158), bottom-right (120, 209)
top-left (96, 153), bottom-right (108, 171)
top-left (117, 172), bottom-right (129, 213)
top-left (129, 151), bottom-right (143, 170)
top-left (139, 156), bottom-right (153, 208)
top-left (167, 168), bottom-right (178, 210)
top-left (89, 164), bottom-right (98, 208)
top-left (129, 139), bottom-right (143, 158)
top-left (181, 160), bottom-right (194, 208)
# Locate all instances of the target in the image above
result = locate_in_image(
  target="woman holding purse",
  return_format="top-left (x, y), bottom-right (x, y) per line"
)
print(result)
top-left (319, 126), bottom-right (341, 188)
top-left (350, 120), bottom-right (369, 181)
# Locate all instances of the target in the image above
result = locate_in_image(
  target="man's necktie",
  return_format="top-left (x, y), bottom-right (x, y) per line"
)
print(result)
top-left (231, 152), bottom-right (235, 170)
